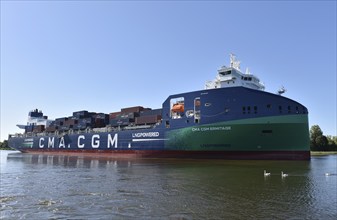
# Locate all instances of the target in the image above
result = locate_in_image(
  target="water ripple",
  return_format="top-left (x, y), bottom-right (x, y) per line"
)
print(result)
top-left (1, 151), bottom-right (336, 219)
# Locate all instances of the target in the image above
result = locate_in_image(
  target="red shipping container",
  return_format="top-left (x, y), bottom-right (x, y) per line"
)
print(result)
top-left (33, 125), bottom-right (45, 133)
top-left (109, 112), bottom-right (121, 119)
top-left (121, 106), bottom-right (144, 114)
top-left (46, 126), bottom-right (56, 132)
top-left (64, 119), bottom-right (78, 126)
top-left (135, 115), bottom-right (162, 125)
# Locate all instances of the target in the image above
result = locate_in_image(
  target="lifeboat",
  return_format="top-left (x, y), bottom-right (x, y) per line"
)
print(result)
top-left (172, 103), bottom-right (184, 112)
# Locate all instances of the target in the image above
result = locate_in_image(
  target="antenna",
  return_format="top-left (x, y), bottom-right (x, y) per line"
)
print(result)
top-left (230, 53), bottom-right (235, 67)
top-left (245, 67), bottom-right (250, 75)
top-left (230, 53), bottom-right (241, 70)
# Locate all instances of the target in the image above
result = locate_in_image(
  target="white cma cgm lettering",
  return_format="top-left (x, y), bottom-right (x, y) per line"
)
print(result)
top-left (39, 138), bottom-right (44, 148)
top-left (48, 137), bottom-right (55, 148)
top-left (40, 134), bottom-right (119, 149)
top-left (91, 134), bottom-right (100, 148)
top-left (39, 137), bottom-right (55, 148)
top-left (59, 137), bottom-right (66, 148)
top-left (78, 135), bottom-right (85, 148)
top-left (107, 133), bottom-right (118, 148)
top-left (77, 134), bottom-right (118, 149)
top-left (39, 137), bottom-right (67, 148)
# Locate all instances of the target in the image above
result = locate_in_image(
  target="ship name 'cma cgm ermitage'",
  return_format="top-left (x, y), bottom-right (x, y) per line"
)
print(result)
top-left (8, 54), bottom-right (310, 160)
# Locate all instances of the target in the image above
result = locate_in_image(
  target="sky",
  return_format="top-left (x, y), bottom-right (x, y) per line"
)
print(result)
top-left (1, 1), bottom-right (336, 141)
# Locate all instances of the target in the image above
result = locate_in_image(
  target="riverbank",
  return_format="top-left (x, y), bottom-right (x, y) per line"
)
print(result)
top-left (311, 151), bottom-right (337, 156)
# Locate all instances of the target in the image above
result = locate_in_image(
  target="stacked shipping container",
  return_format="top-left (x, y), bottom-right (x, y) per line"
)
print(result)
top-left (27, 106), bottom-right (162, 134)
top-left (136, 108), bottom-right (162, 125)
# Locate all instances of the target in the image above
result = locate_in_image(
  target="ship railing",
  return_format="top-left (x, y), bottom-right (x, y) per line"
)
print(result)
top-left (92, 127), bottom-right (109, 133)
top-left (36, 132), bottom-right (46, 137)
top-left (8, 133), bottom-right (26, 138)
top-left (9, 132), bottom-right (39, 138)
top-left (218, 75), bottom-right (235, 82)
top-left (124, 125), bottom-right (153, 130)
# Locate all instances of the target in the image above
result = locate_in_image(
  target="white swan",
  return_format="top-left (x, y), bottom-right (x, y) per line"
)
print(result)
top-left (264, 170), bottom-right (271, 176)
top-left (325, 172), bottom-right (330, 176)
top-left (281, 171), bottom-right (288, 177)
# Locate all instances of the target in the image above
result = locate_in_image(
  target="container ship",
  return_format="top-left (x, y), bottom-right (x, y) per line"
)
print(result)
top-left (8, 54), bottom-right (310, 160)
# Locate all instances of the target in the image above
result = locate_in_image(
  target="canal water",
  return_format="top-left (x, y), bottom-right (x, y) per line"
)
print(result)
top-left (1, 150), bottom-right (336, 219)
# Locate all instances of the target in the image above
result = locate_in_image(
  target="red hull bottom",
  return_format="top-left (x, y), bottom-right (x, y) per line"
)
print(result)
top-left (20, 149), bottom-right (311, 160)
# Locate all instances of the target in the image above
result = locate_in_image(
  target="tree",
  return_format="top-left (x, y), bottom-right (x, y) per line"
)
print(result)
top-left (0, 140), bottom-right (10, 150)
top-left (310, 125), bottom-right (330, 151)
top-left (316, 135), bottom-right (328, 151)
top-left (326, 135), bottom-right (337, 151)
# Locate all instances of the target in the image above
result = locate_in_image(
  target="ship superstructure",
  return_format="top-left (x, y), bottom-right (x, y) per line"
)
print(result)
top-left (205, 54), bottom-right (265, 90)
top-left (16, 109), bottom-right (53, 131)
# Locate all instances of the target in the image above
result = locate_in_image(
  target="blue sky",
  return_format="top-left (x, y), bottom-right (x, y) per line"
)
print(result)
top-left (1, 1), bottom-right (336, 141)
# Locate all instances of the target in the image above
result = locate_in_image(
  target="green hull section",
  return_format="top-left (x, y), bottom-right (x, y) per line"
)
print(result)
top-left (165, 114), bottom-right (310, 152)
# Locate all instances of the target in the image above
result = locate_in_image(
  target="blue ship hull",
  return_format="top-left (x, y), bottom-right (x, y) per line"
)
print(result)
top-left (9, 87), bottom-right (310, 160)
top-left (8, 87), bottom-right (310, 160)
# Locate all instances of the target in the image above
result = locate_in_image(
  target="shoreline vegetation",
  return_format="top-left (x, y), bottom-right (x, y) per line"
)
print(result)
top-left (310, 151), bottom-right (337, 156)
top-left (0, 140), bottom-right (12, 150)
top-left (309, 125), bottom-right (337, 151)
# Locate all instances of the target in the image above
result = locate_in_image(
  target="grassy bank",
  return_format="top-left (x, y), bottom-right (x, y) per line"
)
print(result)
top-left (0, 147), bottom-right (13, 150)
top-left (311, 151), bottom-right (337, 156)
